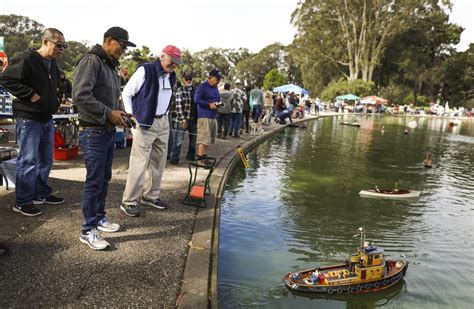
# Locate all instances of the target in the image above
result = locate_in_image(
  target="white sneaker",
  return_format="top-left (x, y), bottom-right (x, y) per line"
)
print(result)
top-left (97, 218), bottom-right (120, 232)
top-left (80, 229), bottom-right (110, 250)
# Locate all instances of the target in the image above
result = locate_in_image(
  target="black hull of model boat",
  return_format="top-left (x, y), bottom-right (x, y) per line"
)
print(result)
top-left (284, 263), bottom-right (408, 294)
top-left (339, 123), bottom-right (361, 127)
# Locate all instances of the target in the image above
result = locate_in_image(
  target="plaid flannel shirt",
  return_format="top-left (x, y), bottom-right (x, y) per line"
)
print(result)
top-left (174, 85), bottom-right (193, 124)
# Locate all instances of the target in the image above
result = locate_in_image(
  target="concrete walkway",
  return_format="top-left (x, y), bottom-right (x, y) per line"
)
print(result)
top-left (0, 115), bottom-right (321, 307)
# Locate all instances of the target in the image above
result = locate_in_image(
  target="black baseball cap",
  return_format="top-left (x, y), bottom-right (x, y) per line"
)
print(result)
top-left (209, 69), bottom-right (222, 80)
top-left (183, 71), bottom-right (193, 79)
top-left (104, 27), bottom-right (136, 47)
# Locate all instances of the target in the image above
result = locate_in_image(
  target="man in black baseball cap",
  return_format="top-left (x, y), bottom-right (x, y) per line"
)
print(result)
top-left (208, 69), bottom-right (222, 80)
top-left (73, 26), bottom-right (136, 250)
top-left (104, 26), bottom-right (136, 48)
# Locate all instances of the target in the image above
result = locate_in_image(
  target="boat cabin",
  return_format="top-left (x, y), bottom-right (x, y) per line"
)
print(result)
top-left (349, 245), bottom-right (386, 280)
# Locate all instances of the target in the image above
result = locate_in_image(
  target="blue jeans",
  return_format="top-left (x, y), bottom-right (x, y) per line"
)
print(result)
top-left (170, 122), bottom-right (185, 162)
top-left (79, 128), bottom-right (115, 233)
top-left (278, 111), bottom-right (291, 124)
top-left (230, 113), bottom-right (241, 136)
top-left (15, 118), bottom-right (54, 205)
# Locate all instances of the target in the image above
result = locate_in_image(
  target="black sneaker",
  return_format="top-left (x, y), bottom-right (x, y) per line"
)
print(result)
top-left (0, 244), bottom-right (7, 256)
top-left (33, 195), bottom-right (65, 205)
top-left (140, 197), bottom-right (168, 210)
top-left (169, 159), bottom-right (179, 165)
top-left (120, 204), bottom-right (140, 217)
top-left (13, 204), bottom-right (42, 217)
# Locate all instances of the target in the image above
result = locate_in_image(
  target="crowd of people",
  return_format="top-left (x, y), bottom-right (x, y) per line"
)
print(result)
top-left (0, 26), bottom-right (317, 252)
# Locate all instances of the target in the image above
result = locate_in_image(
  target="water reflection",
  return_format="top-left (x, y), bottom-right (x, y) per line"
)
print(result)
top-left (218, 116), bottom-right (474, 308)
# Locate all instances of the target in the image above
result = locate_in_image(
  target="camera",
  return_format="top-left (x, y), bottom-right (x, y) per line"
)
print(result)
top-left (214, 102), bottom-right (224, 108)
top-left (122, 114), bottom-right (136, 128)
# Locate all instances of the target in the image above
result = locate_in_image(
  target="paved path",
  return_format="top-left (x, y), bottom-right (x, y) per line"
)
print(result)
top-left (0, 115), bottom-right (320, 307)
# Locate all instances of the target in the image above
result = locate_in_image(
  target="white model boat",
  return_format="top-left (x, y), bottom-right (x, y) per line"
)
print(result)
top-left (359, 189), bottom-right (421, 200)
top-left (406, 120), bottom-right (417, 128)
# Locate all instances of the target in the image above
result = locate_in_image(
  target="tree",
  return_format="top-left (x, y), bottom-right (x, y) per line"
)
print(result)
top-left (435, 44), bottom-right (474, 106)
top-left (0, 14), bottom-right (44, 57)
top-left (56, 41), bottom-right (89, 78)
top-left (120, 46), bottom-right (157, 76)
top-left (263, 69), bottom-right (288, 90)
top-left (320, 79), bottom-right (375, 102)
top-left (291, 0), bottom-right (455, 83)
top-left (233, 43), bottom-right (294, 87)
top-left (375, 6), bottom-right (463, 104)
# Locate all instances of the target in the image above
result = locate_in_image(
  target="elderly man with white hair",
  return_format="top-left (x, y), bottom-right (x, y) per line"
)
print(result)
top-left (120, 45), bottom-right (183, 217)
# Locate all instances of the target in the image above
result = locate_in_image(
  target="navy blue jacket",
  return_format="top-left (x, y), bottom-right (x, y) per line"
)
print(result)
top-left (194, 80), bottom-right (219, 119)
top-left (132, 61), bottom-right (176, 128)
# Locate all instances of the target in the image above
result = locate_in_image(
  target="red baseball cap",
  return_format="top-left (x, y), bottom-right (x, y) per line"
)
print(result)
top-left (162, 45), bottom-right (183, 65)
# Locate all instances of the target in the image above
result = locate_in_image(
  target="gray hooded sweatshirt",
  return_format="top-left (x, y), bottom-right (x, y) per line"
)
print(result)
top-left (218, 89), bottom-right (234, 114)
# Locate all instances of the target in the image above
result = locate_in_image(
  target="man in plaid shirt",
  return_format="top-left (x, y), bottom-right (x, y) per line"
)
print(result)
top-left (169, 71), bottom-right (196, 164)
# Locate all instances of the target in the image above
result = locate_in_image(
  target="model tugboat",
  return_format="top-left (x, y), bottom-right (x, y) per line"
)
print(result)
top-left (283, 227), bottom-right (408, 294)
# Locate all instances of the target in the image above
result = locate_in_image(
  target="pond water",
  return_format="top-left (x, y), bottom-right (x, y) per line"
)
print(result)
top-left (218, 115), bottom-right (474, 308)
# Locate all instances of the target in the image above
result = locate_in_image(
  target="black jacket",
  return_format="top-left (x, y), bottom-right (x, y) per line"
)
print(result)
top-left (0, 48), bottom-right (60, 122)
top-left (58, 77), bottom-right (72, 100)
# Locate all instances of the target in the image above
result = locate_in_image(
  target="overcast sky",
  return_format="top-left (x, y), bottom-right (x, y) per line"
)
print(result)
top-left (2, 0), bottom-right (473, 54)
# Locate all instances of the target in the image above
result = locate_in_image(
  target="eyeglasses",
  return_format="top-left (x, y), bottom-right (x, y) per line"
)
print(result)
top-left (48, 40), bottom-right (68, 49)
top-left (162, 76), bottom-right (172, 90)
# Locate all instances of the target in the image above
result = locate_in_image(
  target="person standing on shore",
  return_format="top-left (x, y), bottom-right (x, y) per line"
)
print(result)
top-left (120, 45), bottom-right (182, 216)
top-left (217, 82), bottom-right (234, 138)
top-left (73, 26), bottom-right (134, 250)
top-left (169, 71), bottom-right (196, 164)
top-left (0, 28), bottom-right (66, 217)
top-left (249, 87), bottom-right (264, 132)
top-left (262, 90), bottom-right (274, 125)
top-left (195, 69), bottom-right (221, 161)
top-left (230, 80), bottom-right (246, 138)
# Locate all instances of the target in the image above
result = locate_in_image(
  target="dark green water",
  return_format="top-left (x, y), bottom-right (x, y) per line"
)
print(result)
top-left (217, 115), bottom-right (474, 308)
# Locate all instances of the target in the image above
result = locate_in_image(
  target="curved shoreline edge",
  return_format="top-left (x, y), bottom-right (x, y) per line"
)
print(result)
top-left (177, 114), bottom-right (324, 308)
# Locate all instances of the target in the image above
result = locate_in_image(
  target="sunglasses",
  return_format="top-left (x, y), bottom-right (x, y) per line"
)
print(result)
top-left (48, 40), bottom-right (68, 49)
top-left (112, 38), bottom-right (128, 50)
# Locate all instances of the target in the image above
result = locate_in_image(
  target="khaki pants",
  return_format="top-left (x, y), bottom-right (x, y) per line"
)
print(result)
top-left (122, 117), bottom-right (169, 205)
top-left (197, 118), bottom-right (217, 146)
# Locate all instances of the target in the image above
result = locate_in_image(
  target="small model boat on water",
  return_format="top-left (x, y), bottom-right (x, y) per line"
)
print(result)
top-left (423, 153), bottom-right (432, 168)
top-left (340, 121), bottom-right (361, 127)
top-left (449, 119), bottom-right (460, 126)
top-left (283, 227), bottom-right (408, 294)
top-left (359, 188), bottom-right (421, 199)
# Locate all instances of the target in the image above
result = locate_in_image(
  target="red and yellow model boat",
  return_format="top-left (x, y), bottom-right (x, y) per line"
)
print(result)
top-left (283, 227), bottom-right (408, 294)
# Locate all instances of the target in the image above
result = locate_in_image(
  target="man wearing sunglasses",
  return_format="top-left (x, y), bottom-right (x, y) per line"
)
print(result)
top-left (73, 26), bottom-right (135, 250)
top-left (0, 28), bottom-right (66, 217)
top-left (169, 71), bottom-right (196, 164)
top-left (120, 45), bottom-right (183, 217)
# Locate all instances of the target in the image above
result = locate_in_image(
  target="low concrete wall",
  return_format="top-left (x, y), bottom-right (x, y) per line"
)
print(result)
top-left (177, 115), bottom-right (329, 308)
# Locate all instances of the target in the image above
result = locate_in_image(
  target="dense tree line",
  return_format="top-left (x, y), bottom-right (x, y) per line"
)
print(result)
top-left (1, 4), bottom-right (472, 107)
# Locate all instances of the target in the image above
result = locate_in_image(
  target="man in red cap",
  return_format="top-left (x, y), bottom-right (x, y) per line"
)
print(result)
top-left (120, 45), bottom-right (183, 217)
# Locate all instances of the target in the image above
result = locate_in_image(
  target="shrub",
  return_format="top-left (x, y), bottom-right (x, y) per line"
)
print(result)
top-left (320, 79), bottom-right (375, 101)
